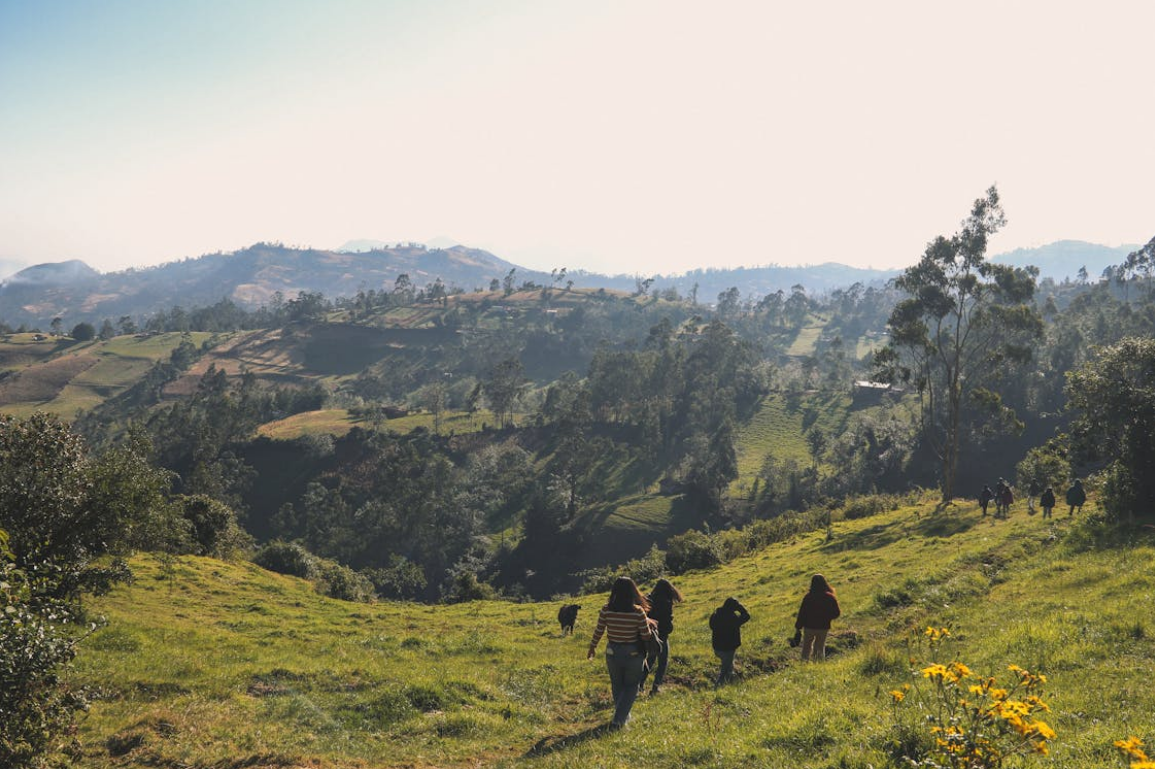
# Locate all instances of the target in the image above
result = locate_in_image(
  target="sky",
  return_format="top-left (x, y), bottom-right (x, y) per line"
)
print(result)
top-left (1, 0), bottom-right (1153, 278)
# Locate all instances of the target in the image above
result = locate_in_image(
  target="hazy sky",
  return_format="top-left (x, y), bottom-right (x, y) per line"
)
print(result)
top-left (1, 0), bottom-right (1152, 277)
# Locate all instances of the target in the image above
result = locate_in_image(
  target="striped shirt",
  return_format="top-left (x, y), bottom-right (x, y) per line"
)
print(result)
top-left (588, 606), bottom-right (652, 654)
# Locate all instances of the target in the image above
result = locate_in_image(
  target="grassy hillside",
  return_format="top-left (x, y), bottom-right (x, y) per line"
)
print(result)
top-left (71, 500), bottom-right (1155, 768)
top-left (0, 332), bottom-right (220, 418)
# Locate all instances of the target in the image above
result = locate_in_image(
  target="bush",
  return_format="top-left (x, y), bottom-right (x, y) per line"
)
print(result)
top-left (175, 495), bottom-right (251, 558)
top-left (70, 322), bottom-right (96, 341)
top-left (665, 530), bottom-right (723, 574)
top-left (313, 559), bottom-right (375, 602)
top-left (253, 541), bottom-right (315, 579)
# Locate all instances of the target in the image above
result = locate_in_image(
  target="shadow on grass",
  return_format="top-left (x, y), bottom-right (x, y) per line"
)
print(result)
top-left (523, 723), bottom-right (617, 757)
top-left (822, 507), bottom-right (982, 553)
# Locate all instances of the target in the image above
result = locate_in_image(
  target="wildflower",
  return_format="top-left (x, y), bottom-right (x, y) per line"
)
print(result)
top-left (1032, 720), bottom-right (1056, 740)
top-left (889, 689), bottom-right (906, 703)
top-left (1116, 736), bottom-right (1150, 762)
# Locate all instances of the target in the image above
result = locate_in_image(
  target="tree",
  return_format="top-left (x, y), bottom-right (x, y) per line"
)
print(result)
top-left (1066, 336), bottom-right (1155, 521)
top-left (98, 319), bottom-right (116, 340)
top-left (873, 187), bottom-right (1043, 502)
top-left (70, 322), bottom-right (96, 341)
top-left (482, 357), bottom-right (527, 428)
top-left (50, 317), bottom-right (63, 336)
top-left (0, 415), bottom-right (174, 768)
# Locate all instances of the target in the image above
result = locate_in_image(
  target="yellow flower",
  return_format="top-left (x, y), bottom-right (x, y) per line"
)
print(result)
top-left (889, 689), bottom-right (906, 703)
top-left (949, 662), bottom-right (972, 678)
top-left (1116, 736), bottom-right (1150, 761)
top-left (1032, 720), bottom-right (1056, 740)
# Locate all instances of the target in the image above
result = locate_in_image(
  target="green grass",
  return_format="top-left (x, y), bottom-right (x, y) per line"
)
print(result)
top-left (786, 319), bottom-right (827, 357)
top-left (71, 499), bottom-right (1155, 768)
top-left (732, 392), bottom-right (853, 494)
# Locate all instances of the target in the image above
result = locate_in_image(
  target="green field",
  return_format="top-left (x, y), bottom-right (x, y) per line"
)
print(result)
top-left (0, 332), bottom-right (219, 418)
top-left (731, 393), bottom-right (853, 494)
top-left (785, 320), bottom-right (827, 357)
top-left (71, 498), bottom-right (1155, 768)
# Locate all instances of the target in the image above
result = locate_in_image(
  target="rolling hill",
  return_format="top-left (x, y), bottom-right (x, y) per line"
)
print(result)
top-left (70, 497), bottom-right (1155, 768)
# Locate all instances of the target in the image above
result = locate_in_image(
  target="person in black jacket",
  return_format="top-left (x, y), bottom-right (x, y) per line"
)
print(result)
top-left (979, 485), bottom-right (994, 517)
top-left (639, 578), bottom-right (683, 695)
top-left (1066, 479), bottom-right (1087, 516)
top-left (1040, 486), bottom-right (1056, 519)
top-left (795, 574), bottom-right (841, 662)
top-left (709, 597), bottom-right (750, 686)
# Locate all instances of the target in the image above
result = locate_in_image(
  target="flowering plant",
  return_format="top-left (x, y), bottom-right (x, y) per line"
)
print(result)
top-left (886, 628), bottom-right (1055, 768)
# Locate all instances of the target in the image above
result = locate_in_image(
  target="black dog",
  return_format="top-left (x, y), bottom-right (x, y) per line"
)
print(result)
top-left (558, 604), bottom-right (580, 635)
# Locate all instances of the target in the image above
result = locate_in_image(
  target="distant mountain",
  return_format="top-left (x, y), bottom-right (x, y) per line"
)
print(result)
top-left (1, 239), bottom-right (1141, 327)
top-left (992, 240), bottom-right (1140, 281)
top-left (0, 243), bottom-right (539, 327)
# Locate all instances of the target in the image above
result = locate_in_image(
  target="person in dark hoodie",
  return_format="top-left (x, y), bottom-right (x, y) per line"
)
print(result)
top-left (709, 597), bottom-right (750, 686)
top-left (639, 578), bottom-right (683, 695)
top-left (795, 574), bottom-right (841, 662)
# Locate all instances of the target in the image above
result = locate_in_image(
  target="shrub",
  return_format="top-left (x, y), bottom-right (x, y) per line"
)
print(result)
top-left (175, 495), bottom-right (252, 558)
top-left (253, 541), bottom-right (316, 580)
top-left (313, 559), bottom-right (375, 602)
top-left (665, 530), bottom-right (723, 574)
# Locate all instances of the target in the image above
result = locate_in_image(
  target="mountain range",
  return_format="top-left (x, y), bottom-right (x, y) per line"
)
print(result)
top-left (0, 239), bottom-right (1141, 328)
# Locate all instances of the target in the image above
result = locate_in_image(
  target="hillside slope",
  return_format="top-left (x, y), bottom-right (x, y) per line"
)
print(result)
top-left (72, 500), bottom-right (1155, 768)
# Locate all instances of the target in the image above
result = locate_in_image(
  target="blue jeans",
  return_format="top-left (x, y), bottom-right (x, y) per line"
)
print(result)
top-left (605, 642), bottom-right (645, 725)
top-left (714, 647), bottom-right (736, 686)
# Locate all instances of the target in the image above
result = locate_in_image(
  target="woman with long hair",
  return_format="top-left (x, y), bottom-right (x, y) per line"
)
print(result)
top-left (639, 578), bottom-right (684, 695)
top-left (794, 573), bottom-right (840, 662)
top-left (587, 577), bottom-right (654, 728)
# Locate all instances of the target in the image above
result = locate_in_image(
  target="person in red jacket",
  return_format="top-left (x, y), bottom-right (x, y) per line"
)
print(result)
top-left (794, 574), bottom-right (841, 662)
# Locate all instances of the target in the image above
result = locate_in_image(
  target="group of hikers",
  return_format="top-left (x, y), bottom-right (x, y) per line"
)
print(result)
top-left (584, 574), bottom-right (840, 729)
top-left (979, 477), bottom-right (1086, 520)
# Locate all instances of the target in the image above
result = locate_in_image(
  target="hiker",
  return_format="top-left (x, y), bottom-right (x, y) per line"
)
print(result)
top-left (998, 485), bottom-right (1014, 518)
top-left (639, 578), bottom-right (683, 696)
top-left (795, 573), bottom-right (841, 662)
top-left (1040, 486), bottom-right (1056, 519)
top-left (587, 577), bottom-right (654, 729)
top-left (1028, 479), bottom-right (1041, 514)
top-left (995, 479), bottom-right (1013, 518)
top-left (1066, 479), bottom-right (1087, 516)
top-left (709, 597), bottom-right (750, 686)
top-left (979, 485), bottom-right (994, 516)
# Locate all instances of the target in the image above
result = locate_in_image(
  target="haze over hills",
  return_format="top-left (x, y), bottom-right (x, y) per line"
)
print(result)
top-left (0, 238), bottom-right (1139, 327)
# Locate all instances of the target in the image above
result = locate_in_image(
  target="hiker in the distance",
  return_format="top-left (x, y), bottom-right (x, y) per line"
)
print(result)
top-left (587, 577), bottom-right (653, 729)
top-left (1028, 478), bottom-right (1041, 515)
top-left (795, 573), bottom-right (841, 662)
top-left (639, 578), bottom-right (683, 696)
top-left (1040, 486), bottom-right (1056, 519)
top-left (979, 485), bottom-right (994, 517)
top-left (709, 597), bottom-right (750, 687)
top-left (1066, 479), bottom-right (1087, 516)
top-left (995, 478), bottom-right (1013, 519)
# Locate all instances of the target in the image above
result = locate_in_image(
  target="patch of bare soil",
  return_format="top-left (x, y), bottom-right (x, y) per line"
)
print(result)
top-left (0, 353), bottom-right (98, 404)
